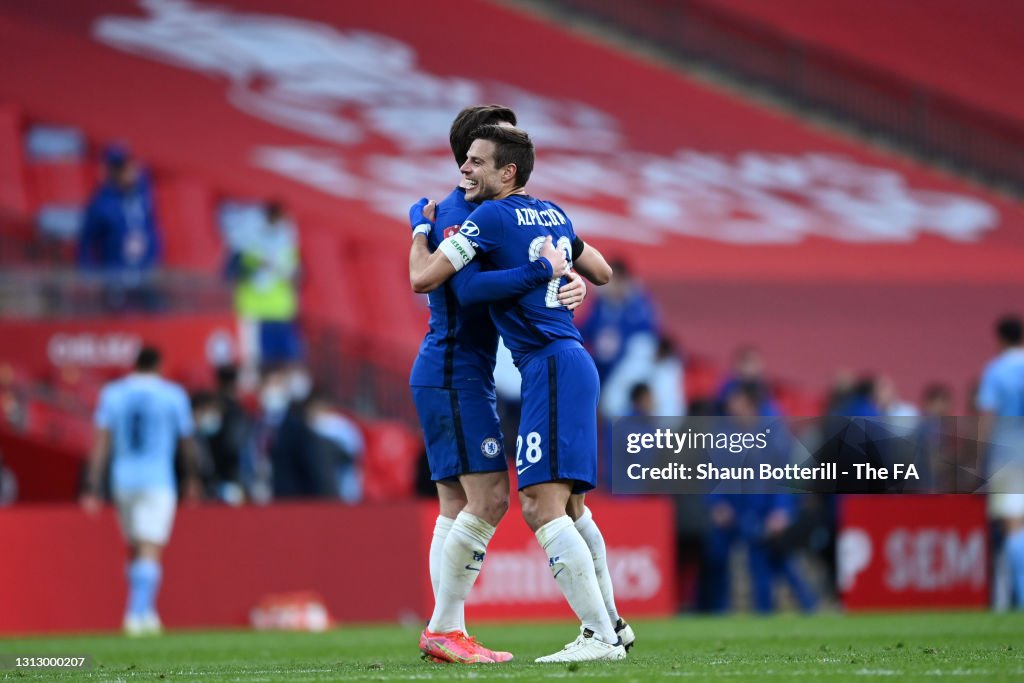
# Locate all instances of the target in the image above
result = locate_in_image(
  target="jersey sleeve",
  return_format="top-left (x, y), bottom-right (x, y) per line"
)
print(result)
top-left (449, 257), bottom-right (553, 307)
top-left (430, 201), bottom-right (469, 251)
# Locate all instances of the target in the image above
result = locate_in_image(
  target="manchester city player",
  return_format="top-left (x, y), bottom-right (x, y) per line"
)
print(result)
top-left (410, 125), bottom-right (630, 662)
top-left (80, 346), bottom-right (201, 636)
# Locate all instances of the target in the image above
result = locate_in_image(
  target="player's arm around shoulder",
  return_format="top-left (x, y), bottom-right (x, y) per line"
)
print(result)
top-left (409, 200), bottom-right (496, 293)
top-left (573, 239), bottom-right (613, 285)
top-left (556, 238), bottom-right (611, 310)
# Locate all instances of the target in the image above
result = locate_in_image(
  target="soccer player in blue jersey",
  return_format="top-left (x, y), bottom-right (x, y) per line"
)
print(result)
top-left (409, 105), bottom-right (581, 664)
top-left (81, 346), bottom-right (201, 636)
top-left (410, 124), bottom-right (630, 662)
top-left (977, 315), bottom-right (1024, 609)
top-left (409, 105), bottom-right (622, 665)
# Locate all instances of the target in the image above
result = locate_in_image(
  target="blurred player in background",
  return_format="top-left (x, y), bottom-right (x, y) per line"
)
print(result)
top-left (80, 346), bottom-right (201, 635)
top-left (977, 314), bottom-right (1024, 610)
top-left (410, 124), bottom-right (629, 662)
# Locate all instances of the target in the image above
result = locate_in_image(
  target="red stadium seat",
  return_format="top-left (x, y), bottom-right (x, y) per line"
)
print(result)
top-left (684, 356), bottom-right (723, 405)
top-left (153, 176), bottom-right (220, 272)
top-left (26, 159), bottom-right (93, 211)
top-left (0, 104), bottom-right (29, 216)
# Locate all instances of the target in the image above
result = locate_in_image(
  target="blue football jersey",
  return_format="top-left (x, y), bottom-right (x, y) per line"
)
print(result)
top-left (459, 194), bottom-right (583, 367)
top-left (409, 186), bottom-right (500, 392)
top-left (94, 373), bottom-right (194, 494)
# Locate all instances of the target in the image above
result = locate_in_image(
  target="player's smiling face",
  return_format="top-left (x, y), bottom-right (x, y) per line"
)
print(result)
top-left (461, 139), bottom-right (509, 202)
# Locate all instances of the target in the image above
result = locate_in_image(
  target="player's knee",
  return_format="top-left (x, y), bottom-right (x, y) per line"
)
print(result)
top-left (466, 489), bottom-right (508, 526)
top-left (484, 496), bottom-right (510, 526)
top-left (519, 493), bottom-right (558, 532)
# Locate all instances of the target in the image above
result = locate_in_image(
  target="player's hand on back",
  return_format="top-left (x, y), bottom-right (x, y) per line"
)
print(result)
top-left (558, 271), bottom-right (587, 310)
top-left (538, 236), bottom-right (568, 277)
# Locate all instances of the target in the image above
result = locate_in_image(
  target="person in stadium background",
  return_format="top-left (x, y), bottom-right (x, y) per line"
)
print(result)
top-left (76, 144), bottom-right (163, 312)
top-left (225, 200), bottom-right (304, 374)
top-left (206, 364), bottom-right (252, 505)
top-left (976, 314), bottom-right (1024, 610)
top-left (578, 258), bottom-right (659, 387)
top-left (80, 346), bottom-right (201, 636)
top-left (699, 382), bottom-right (818, 614)
top-left (405, 104), bottom-right (594, 664)
top-left (0, 449), bottom-right (16, 506)
top-left (409, 124), bottom-right (630, 662)
top-left (714, 345), bottom-right (780, 416)
top-left (913, 382), bottom-right (955, 492)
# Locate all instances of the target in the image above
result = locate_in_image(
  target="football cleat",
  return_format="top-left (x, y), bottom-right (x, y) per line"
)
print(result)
top-left (142, 612), bottom-right (163, 636)
top-left (123, 613), bottom-right (161, 638)
top-left (123, 614), bottom-right (145, 638)
top-left (465, 635), bottom-right (513, 663)
top-left (615, 618), bottom-right (636, 652)
top-left (419, 629), bottom-right (496, 664)
top-left (535, 628), bottom-right (627, 663)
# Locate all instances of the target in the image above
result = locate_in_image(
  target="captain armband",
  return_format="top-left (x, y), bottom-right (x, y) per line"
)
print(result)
top-left (438, 233), bottom-right (477, 272)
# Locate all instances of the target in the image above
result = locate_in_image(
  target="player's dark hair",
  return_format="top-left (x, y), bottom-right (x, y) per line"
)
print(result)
top-left (449, 105), bottom-right (516, 168)
top-left (629, 382), bottom-right (651, 405)
top-left (469, 124), bottom-right (534, 188)
top-left (191, 390), bottom-right (216, 410)
top-left (265, 200), bottom-right (285, 223)
top-left (922, 382), bottom-right (951, 404)
top-left (729, 380), bottom-right (764, 408)
top-left (135, 346), bottom-right (162, 372)
top-left (996, 314), bottom-right (1023, 346)
top-left (215, 364), bottom-right (239, 391)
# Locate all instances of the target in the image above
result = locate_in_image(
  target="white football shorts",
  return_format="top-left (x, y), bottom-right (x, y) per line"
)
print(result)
top-left (115, 489), bottom-right (177, 545)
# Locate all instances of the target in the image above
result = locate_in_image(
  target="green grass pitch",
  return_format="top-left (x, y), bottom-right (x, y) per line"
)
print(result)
top-left (2, 613), bottom-right (1022, 682)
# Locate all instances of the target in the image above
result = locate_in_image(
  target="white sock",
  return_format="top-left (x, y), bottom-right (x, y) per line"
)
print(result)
top-left (574, 506), bottom-right (621, 625)
top-left (427, 511), bottom-right (495, 634)
top-left (535, 515), bottom-right (617, 644)
top-left (429, 515), bottom-right (454, 600)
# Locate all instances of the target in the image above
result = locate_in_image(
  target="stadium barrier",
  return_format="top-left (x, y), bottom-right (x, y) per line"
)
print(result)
top-left (838, 495), bottom-right (988, 610)
top-left (0, 497), bottom-right (675, 634)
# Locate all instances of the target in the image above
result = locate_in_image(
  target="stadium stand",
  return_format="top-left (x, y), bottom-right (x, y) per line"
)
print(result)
top-left (553, 0), bottom-right (1024, 188)
top-left (705, 0), bottom-right (1024, 125)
